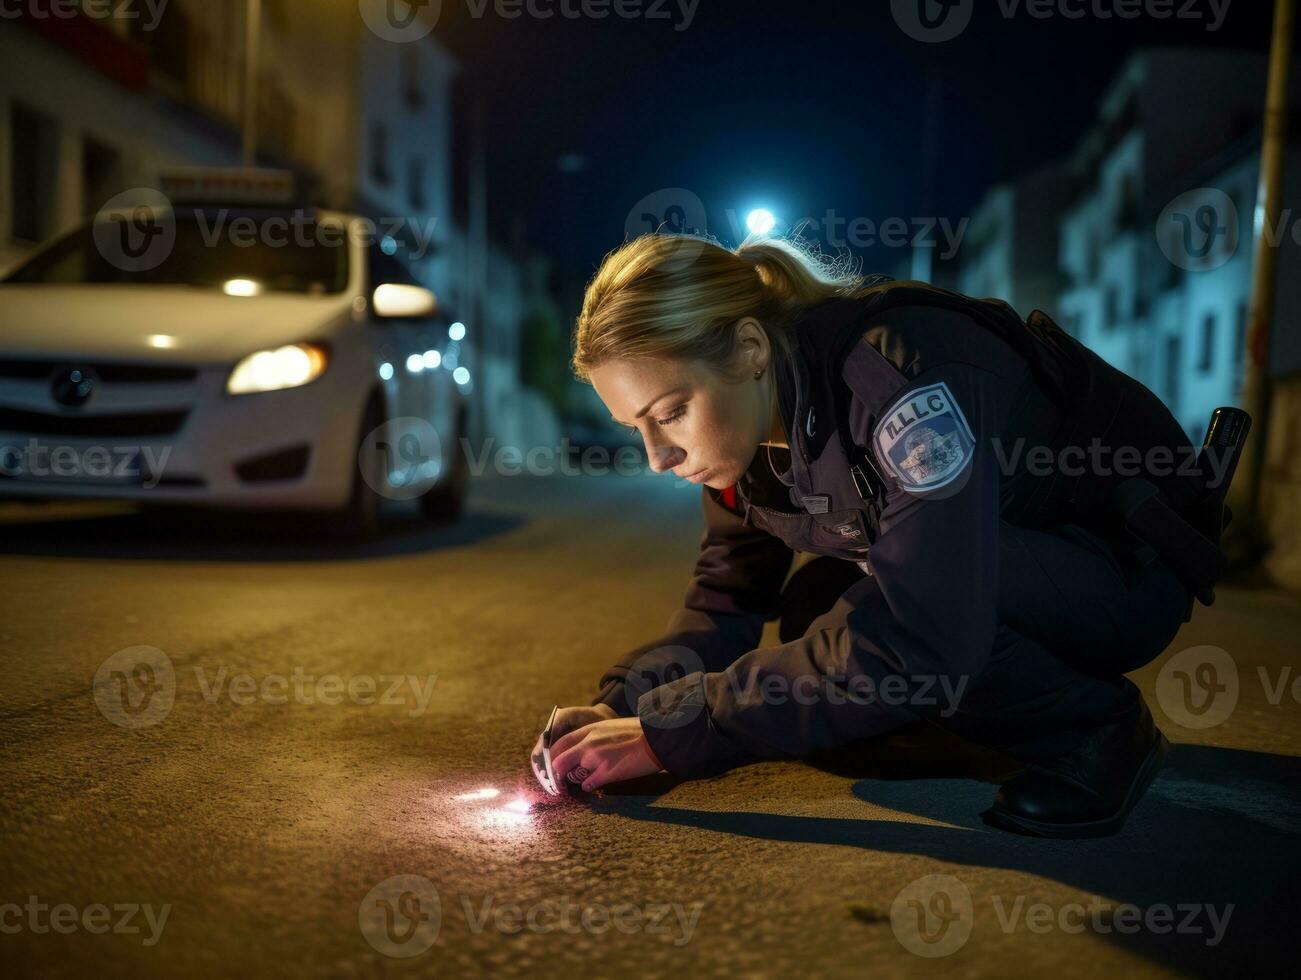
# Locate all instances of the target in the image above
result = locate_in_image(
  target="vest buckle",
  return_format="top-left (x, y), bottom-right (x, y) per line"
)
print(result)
top-left (850, 464), bottom-right (877, 501)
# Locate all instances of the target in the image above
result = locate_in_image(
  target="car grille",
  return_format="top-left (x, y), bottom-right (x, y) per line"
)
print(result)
top-left (0, 358), bottom-right (198, 383)
top-left (0, 406), bottom-right (189, 437)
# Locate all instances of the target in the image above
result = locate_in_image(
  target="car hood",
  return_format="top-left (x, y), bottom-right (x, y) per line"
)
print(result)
top-left (0, 285), bottom-right (355, 364)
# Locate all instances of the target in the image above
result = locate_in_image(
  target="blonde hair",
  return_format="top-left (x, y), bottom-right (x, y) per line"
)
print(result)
top-left (571, 233), bottom-right (875, 384)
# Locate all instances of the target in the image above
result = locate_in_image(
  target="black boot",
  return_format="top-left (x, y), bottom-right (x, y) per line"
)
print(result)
top-left (980, 680), bottom-right (1169, 839)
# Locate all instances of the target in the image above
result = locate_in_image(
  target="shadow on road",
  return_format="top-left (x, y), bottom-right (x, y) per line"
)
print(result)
top-left (0, 501), bottom-right (525, 561)
top-left (593, 737), bottom-right (1301, 977)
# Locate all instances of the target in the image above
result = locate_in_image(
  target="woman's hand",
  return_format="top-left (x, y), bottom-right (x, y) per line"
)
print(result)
top-left (549, 716), bottom-right (665, 792)
top-left (529, 704), bottom-right (617, 790)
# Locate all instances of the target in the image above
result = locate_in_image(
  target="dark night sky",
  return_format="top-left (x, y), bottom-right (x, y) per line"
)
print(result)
top-left (432, 1), bottom-right (1277, 281)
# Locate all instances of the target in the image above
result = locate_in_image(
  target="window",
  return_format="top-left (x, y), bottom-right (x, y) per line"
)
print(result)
top-left (1104, 285), bottom-right (1121, 330)
top-left (81, 136), bottom-right (124, 218)
top-left (1230, 186), bottom-right (1251, 252)
top-left (1234, 302), bottom-right (1248, 368)
top-left (1197, 313), bottom-right (1216, 373)
top-left (1134, 345), bottom-right (1149, 383)
top-left (451, 77), bottom-right (471, 228)
top-left (1164, 259), bottom-right (1185, 289)
top-left (1165, 335), bottom-right (1182, 410)
top-left (408, 156), bottom-right (425, 210)
top-left (369, 122), bottom-right (392, 186)
top-left (402, 47), bottom-right (424, 109)
top-left (1116, 175), bottom-right (1139, 231)
top-left (1233, 301), bottom-right (1249, 391)
top-left (10, 103), bottom-right (59, 243)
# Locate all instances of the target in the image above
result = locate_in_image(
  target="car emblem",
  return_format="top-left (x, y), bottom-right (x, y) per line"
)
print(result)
top-left (51, 366), bottom-right (97, 407)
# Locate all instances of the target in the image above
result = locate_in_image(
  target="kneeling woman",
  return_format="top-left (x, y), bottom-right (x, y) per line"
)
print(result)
top-left (532, 232), bottom-right (1204, 838)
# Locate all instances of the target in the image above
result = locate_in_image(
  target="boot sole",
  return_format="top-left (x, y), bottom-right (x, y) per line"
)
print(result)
top-left (980, 732), bottom-right (1170, 839)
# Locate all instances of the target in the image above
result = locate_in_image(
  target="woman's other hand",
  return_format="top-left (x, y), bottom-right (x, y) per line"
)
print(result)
top-left (549, 717), bottom-right (665, 792)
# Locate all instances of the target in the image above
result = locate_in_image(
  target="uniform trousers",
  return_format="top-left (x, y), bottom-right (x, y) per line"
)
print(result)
top-left (776, 521), bottom-right (1191, 763)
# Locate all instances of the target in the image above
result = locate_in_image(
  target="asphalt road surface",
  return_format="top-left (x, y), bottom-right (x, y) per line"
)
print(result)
top-left (2, 470), bottom-right (1299, 978)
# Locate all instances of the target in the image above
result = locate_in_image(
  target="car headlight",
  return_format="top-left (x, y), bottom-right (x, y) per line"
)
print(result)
top-left (227, 343), bottom-right (329, 394)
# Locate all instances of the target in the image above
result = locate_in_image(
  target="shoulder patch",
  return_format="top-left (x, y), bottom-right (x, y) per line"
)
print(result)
top-left (872, 381), bottom-right (975, 495)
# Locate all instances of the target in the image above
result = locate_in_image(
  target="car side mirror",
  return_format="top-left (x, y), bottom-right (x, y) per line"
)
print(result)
top-left (372, 283), bottom-right (437, 318)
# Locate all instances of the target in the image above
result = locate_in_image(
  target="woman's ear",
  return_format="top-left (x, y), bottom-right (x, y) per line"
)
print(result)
top-left (733, 317), bottom-right (769, 373)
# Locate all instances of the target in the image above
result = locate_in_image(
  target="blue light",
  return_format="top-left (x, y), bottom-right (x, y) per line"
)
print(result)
top-left (746, 209), bottom-right (777, 236)
top-left (378, 362), bottom-right (394, 380)
top-left (449, 322), bottom-right (466, 341)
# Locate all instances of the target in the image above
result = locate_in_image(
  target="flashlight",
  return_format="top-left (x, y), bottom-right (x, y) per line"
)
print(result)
top-left (536, 704), bottom-right (561, 796)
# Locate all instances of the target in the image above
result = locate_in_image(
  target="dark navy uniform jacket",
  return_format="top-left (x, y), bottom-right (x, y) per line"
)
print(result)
top-left (589, 283), bottom-right (1201, 778)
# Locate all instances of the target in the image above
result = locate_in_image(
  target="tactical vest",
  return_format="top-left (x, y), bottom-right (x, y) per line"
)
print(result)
top-left (715, 280), bottom-right (1207, 572)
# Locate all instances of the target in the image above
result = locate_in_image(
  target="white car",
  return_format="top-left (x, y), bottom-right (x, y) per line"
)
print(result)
top-left (0, 189), bottom-right (468, 533)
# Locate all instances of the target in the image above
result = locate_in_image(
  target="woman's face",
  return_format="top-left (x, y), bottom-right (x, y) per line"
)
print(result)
top-left (589, 319), bottom-right (777, 489)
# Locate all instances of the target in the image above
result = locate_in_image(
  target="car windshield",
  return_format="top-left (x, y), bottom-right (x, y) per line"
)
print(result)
top-left (3, 209), bottom-right (351, 295)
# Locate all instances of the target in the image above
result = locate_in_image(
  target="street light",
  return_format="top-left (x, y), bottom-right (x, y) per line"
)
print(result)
top-left (746, 208), bottom-right (776, 236)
